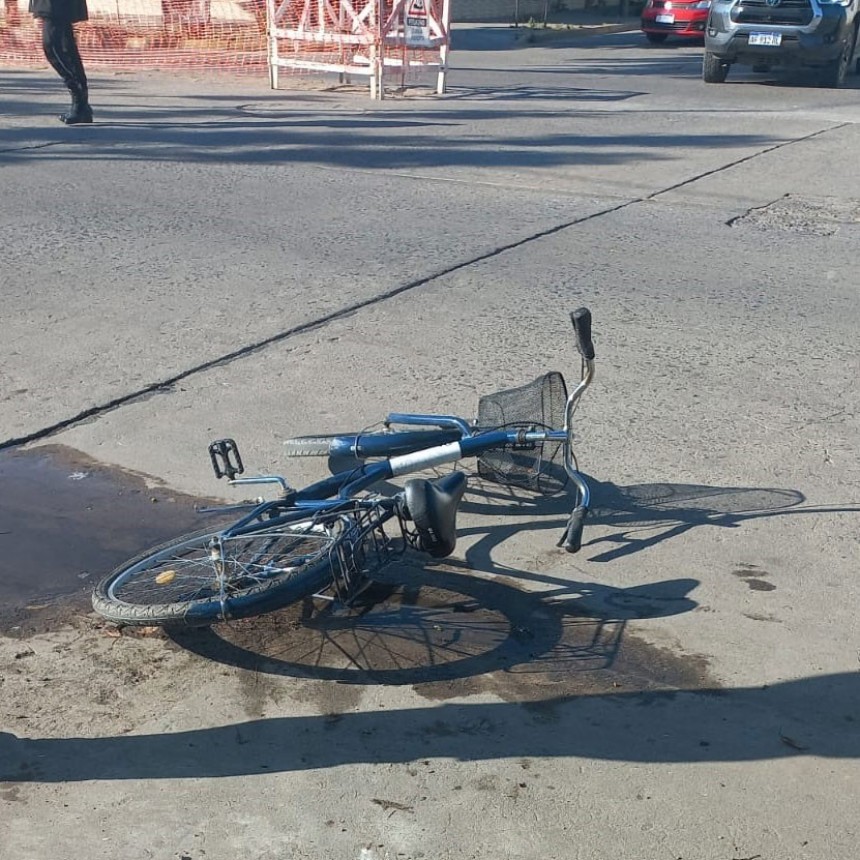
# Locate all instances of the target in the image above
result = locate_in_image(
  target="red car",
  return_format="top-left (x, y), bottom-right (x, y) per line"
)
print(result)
top-left (641, 0), bottom-right (710, 43)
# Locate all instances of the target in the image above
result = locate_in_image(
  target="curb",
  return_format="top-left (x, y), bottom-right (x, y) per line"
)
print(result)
top-left (514, 21), bottom-right (637, 45)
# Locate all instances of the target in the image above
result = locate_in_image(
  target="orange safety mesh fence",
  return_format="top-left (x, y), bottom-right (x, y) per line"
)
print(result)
top-left (0, 0), bottom-right (268, 72)
top-left (0, 0), bottom-right (449, 90)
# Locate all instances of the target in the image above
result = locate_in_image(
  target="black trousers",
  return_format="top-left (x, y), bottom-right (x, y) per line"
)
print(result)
top-left (41, 18), bottom-right (88, 96)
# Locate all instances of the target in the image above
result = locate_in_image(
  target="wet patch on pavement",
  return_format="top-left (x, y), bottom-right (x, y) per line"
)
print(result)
top-left (172, 561), bottom-right (715, 703)
top-left (731, 563), bottom-right (776, 592)
top-left (0, 445), bottom-right (224, 637)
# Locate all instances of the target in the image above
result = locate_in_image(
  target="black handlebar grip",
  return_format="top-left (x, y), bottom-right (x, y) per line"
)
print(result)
top-left (571, 307), bottom-right (596, 361)
top-left (557, 506), bottom-right (587, 554)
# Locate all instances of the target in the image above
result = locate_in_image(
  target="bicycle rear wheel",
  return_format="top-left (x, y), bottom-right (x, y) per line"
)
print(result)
top-left (92, 522), bottom-right (337, 626)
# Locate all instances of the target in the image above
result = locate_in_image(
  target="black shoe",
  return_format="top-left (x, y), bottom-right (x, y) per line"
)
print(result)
top-left (59, 102), bottom-right (94, 124)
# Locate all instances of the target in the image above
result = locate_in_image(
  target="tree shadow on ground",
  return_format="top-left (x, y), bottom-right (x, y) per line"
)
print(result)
top-left (0, 70), bottom-right (779, 169)
top-left (2, 670), bottom-right (857, 782)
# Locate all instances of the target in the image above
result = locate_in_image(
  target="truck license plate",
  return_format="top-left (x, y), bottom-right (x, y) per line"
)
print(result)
top-left (749, 32), bottom-right (782, 46)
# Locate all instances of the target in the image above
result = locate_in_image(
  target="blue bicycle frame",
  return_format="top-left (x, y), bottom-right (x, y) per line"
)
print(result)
top-left (210, 307), bottom-right (597, 554)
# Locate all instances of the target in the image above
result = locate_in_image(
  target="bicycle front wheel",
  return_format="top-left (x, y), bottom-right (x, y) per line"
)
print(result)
top-left (92, 523), bottom-right (337, 626)
top-left (283, 430), bottom-right (462, 459)
top-left (282, 434), bottom-right (354, 457)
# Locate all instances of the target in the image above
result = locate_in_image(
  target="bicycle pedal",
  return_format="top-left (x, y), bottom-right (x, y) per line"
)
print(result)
top-left (208, 438), bottom-right (244, 481)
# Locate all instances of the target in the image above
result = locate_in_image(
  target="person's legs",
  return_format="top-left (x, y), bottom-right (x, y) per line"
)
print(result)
top-left (41, 17), bottom-right (92, 124)
top-left (41, 18), bottom-right (72, 84)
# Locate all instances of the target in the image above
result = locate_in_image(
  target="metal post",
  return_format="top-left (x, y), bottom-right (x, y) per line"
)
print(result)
top-left (436, 0), bottom-right (450, 93)
top-left (267, 0), bottom-right (278, 88)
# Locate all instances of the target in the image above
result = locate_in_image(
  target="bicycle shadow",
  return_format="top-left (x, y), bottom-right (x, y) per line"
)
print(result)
top-left (170, 560), bottom-right (700, 690)
top-left (172, 461), bottom-right (703, 687)
top-left (457, 473), bottom-right (858, 564)
top-left (320, 459), bottom-right (830, 569)
top-left (178, 469), bottom-right (843, 690)
top-left (170, 468), bottom-right (726, 689)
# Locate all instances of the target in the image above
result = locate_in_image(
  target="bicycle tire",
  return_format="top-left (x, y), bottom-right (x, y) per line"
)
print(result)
top-left (282, 434), bottom-right (354, 457)
top-left (92, 522), bottom-right (337, 626)
top-left (283, 430), bottom-right (461, 459)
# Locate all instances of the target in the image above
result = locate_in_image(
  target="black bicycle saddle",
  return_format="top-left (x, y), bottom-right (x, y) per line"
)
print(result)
top-left (403, 471), bottom-right (467, 558)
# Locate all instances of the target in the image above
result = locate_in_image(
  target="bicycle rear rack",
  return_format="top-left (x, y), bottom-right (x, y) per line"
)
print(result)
top-left (311, 502), bottom-right (402, 607)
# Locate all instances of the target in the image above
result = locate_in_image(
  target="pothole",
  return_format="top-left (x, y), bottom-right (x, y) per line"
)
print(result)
top-left (728, 194), bottom-right (860, 236)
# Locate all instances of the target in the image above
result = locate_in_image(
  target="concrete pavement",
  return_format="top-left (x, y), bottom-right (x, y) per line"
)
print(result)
top-left (1, 28), bottom-right (859, 860)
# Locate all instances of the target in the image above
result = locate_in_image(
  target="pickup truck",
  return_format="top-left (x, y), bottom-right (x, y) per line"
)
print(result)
top-left (703, 0), bottom-right (860, 87)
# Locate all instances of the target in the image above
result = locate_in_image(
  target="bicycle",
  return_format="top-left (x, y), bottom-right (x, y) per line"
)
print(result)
top-left (91, 308), bottom-right (597, 627)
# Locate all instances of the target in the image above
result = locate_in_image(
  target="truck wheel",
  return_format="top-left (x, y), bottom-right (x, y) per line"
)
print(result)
top-left (703, 51), bottom-right (730, 83)
top-left (819, 41), bottom-right (850, 87)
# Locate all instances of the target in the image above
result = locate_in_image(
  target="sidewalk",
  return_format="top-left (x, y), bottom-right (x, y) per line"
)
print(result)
top-left (451, 8), bottom-right (640, 51)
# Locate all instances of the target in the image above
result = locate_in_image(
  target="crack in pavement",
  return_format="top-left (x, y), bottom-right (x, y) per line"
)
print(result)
top-left (1, 202), bottom-right (628, 452)
top-left (644, 122), bottom-right (848, 202)
top-left (0, 141), bottom-right (69, 155)
top-left (0, 121), bottom-right (848, 452)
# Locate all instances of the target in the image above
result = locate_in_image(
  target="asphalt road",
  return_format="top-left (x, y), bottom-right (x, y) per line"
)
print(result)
top-left (1, 27), bottom-right (859, 860)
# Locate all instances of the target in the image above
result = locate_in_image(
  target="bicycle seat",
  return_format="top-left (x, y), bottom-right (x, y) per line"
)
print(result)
top-left (403, 471), bottom-right (467, 558)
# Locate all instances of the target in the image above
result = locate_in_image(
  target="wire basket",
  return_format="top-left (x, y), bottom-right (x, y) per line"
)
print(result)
top-left (476, 371), bottom-right (569, 496)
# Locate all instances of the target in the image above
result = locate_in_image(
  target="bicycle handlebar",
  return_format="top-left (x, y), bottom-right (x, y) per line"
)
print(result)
top-left (558, 506), bottom-right (587, 553)
top-left (345, 308), bottom-right (599, 553)
top-left (560, 307), bottom-right (596, 553)
top-left (571, 307), bottom-right (596, 361)
top-left (563, 308), bottom-right (595, 438)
